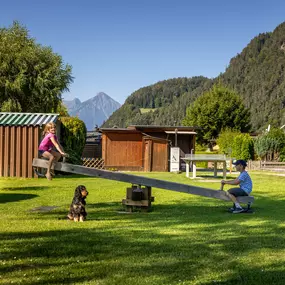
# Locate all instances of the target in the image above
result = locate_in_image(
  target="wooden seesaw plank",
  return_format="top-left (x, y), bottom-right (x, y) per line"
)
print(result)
top-left (32, 158), bottom-right (254, 204)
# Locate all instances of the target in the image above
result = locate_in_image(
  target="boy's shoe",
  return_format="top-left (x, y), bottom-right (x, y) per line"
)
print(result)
top-left (229, 204), bottom-right (236, 212)
top-left (232, 207), bottom-right (244, 214)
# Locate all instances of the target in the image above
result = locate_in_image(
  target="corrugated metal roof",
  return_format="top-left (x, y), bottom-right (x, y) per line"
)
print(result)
top-left (0, 112), bottom-right (59, 126)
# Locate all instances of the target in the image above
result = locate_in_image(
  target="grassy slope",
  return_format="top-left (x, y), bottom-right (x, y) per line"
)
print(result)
top-left (0, 171), bottom-right (285, 285)
top-left (139, 108), bottom-right (157, 114)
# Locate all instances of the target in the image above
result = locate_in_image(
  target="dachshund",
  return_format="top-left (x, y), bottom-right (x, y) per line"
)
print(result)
top-left (67, 185), bottom-right (89, 222)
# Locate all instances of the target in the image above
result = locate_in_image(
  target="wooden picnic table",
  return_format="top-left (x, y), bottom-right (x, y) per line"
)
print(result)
top-left (182, 154), bottom-right (227, 179)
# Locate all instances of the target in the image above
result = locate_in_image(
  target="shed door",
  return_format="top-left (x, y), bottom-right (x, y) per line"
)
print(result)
top-left (143, 138), bottom-right (168, 172)
top-left (152, 140), bottom-right (168, 171)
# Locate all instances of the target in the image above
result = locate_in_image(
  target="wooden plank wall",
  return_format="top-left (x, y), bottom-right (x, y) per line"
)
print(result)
top-left (102, 133), bottom-right (143, 170)
top-left (0, 126), bottom-right (4, 177)
top-left (166, 134), bottom-right (195, 154)
top-left (0, 126), bottom-right (39, 178)
top-left (152, 140), bottom-right (169, 171)
top-left (82, 144), bottom-right (102, 158)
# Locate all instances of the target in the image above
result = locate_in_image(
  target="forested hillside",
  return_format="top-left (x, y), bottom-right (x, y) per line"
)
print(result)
top-left (219, 22), bottom-right (285, 130)
top-left (103, 22), bottom-right (285, 131)
top-left (102, 77), bottom-right (213, 127)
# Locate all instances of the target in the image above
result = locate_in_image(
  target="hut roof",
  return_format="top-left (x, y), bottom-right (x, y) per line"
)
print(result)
top-left (0, 112), bottom-right (59, 126)
top-left (127, 125), bottom-right (200, 132)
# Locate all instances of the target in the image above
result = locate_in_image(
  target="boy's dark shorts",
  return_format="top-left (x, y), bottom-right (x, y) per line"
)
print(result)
top-left (228, 188), bottom-right (248, 197)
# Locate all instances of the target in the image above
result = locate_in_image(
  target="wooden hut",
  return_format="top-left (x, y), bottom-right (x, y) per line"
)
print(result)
top-left (82, 131), bottom-right (102, 158)
top-left (0, 112), bottom-right (59, 178)
top-left (100, 126), bottom-right (197, 172)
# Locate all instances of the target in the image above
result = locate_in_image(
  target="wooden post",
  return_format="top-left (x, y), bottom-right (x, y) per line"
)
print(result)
top-left (223, 161), bottom-right (226, 179)
top-left (214, 162), bottom-right (217, 177)
top-left (186, 161), bottom-right (189, 178)
top-left (192, 162), bottom-right (197, 178)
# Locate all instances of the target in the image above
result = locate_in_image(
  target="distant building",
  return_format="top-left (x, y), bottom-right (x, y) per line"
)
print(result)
top-left (100, 125), bottom-right (198, 172)
top-left (82, 131), bottom-right (102, 158)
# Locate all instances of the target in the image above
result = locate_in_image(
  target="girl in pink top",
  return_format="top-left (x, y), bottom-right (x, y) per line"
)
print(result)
top-left (38, 122), bottom-right (66, 180)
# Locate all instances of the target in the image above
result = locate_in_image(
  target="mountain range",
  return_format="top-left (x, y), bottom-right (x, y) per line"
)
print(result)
top-left (63, 92), bottom-right (121, 131)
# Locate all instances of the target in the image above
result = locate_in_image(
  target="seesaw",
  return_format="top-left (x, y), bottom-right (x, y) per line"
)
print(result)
top-left (32, 158), bottom-right (254, 212)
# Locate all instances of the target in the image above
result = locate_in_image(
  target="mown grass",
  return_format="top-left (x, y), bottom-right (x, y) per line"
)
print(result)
top-left (1, 171), bottom-right (285, 285)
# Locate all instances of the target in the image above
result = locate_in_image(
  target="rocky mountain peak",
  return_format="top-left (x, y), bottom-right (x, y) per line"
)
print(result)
top-left (63, 92), bottom-right (121, 130)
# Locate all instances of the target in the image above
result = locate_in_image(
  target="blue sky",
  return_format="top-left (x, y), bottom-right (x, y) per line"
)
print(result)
top-left (1, 0), bottom-right (284, 104)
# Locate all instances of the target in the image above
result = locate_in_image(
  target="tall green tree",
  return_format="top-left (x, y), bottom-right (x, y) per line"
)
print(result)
top-left (0, 21), bottom-right (73, 113)
top-left (182, 84), bottom-right (251, 145)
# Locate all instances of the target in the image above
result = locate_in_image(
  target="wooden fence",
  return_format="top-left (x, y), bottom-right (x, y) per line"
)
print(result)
top-left (248, 160), bottom-right (285, 171)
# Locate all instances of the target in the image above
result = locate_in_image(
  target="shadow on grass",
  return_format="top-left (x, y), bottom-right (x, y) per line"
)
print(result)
top-left (25, 197), bottom-right (273, 232)
top-left (0, 186), bottom-right (50, 191)
top-left (1, 219), bottom-right (285, 285)
top-left (29, 202), bottom-right (124, 221)
top-left (0, 193), bottom-right (38, 203)
top-left (200, 266), bottom-right (285, 285)
top-left (54, 173), bottom-right (113, 179)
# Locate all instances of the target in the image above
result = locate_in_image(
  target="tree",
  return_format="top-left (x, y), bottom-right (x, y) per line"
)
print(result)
top-left (254, 127), bottom-right (285, 161)
top-left (56, 103), bottom-right (69, 117)
top-left (0, 21), bottom-right (73, 113)
top-left (182, 84), bottom-right (251, 146)
top-left (0, 98), bottom-right (22, 112)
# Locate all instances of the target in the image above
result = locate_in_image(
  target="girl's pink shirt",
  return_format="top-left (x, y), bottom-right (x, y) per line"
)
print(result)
top-left (38, 133), bottom-right (58, 151)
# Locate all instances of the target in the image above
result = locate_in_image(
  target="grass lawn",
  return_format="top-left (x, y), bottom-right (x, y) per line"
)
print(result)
top-left (139, 108), bottom-right (156, 114)
top-left (1, 171), bottom-right (285, 284)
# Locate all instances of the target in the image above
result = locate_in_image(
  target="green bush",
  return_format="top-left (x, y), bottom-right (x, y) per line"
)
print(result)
top-left (195, 144), bottom-right (208, 152)
top-left (232, 133), bottom-right (254, 161)
top-left (59, 117), bottom-right (87, 165)
top-left (195, 150), bottom-right (218, 168)
top-left (217, 129), bottom-right (254, 161)
top-left (216, 128), bottom-right (240, 156)
top-left (254, 127), bottom-right (285, 161)
top-left (279, 146), bottom-right (285, 162)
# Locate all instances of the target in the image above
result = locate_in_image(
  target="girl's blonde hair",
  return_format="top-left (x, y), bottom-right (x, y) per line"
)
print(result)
top-left (42, 122), bottom-right (56, 136)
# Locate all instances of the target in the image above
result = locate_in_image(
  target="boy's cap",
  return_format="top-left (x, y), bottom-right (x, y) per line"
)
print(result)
top-left (233, 159), bottom-right (247, 167)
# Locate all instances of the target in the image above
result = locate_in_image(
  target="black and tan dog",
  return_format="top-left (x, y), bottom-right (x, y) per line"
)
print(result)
top-left (67, 185), bottom-right (89, 222)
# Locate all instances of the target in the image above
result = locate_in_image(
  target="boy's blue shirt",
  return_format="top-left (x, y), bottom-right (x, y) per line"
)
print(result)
top-left (238, 171), bottom-right (252, 194)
